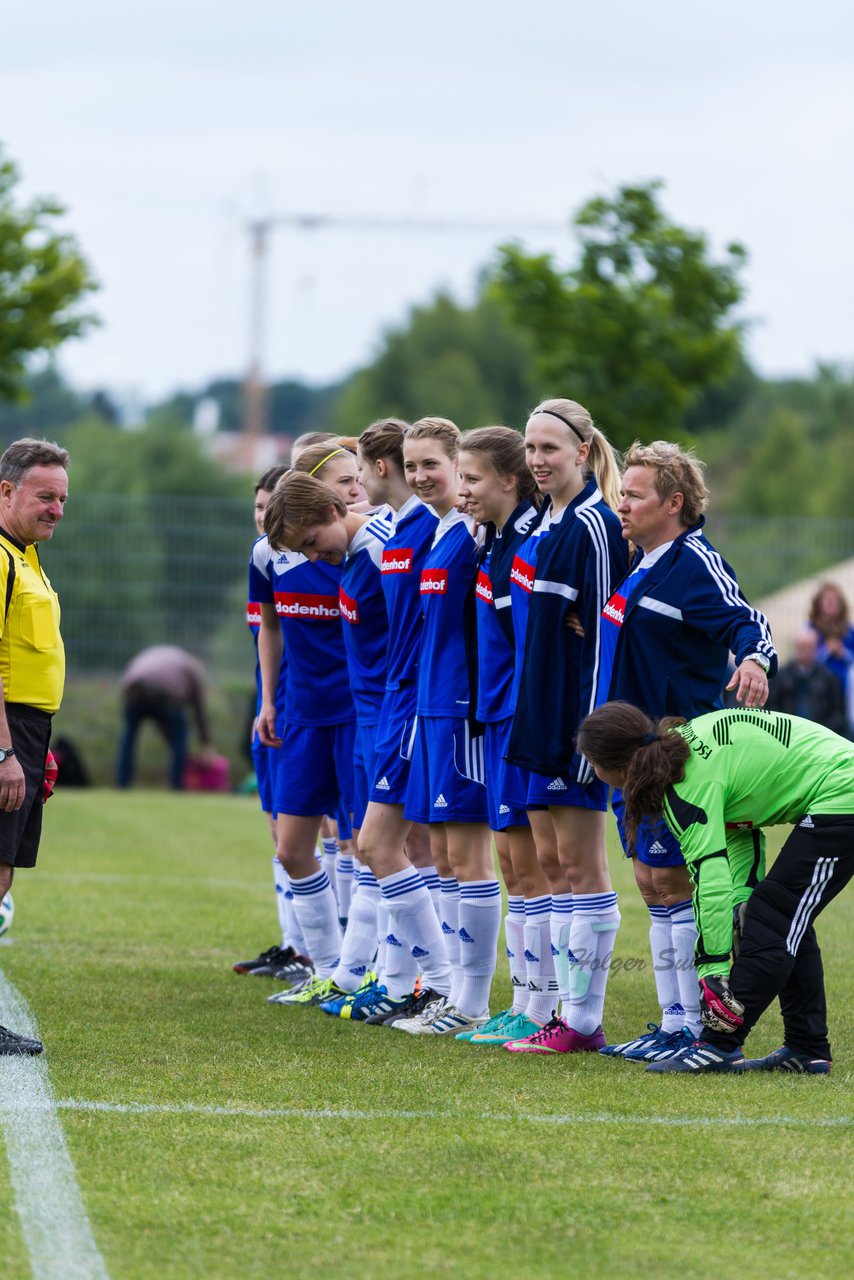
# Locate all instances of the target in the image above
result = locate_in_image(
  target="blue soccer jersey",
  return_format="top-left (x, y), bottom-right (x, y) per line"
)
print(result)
top-left (339, 512), bottom-right (393, 723)
top-left (417, 510), bottom-right (480, 717)
top-left (507, 504), bottom-right (558, 713)
top-left (380, 496), bottom-right (438, 690)
top-left (596, 545), bottom-right (669, 708)
top-left (248, 535), bottom-right (288, 717)
top-left (475, 501), bottom-right (538, 723)
top-left (249, 541), bottom-right (354, 727)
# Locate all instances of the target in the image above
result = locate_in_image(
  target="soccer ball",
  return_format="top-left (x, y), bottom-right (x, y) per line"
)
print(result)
top-left (0, 892), bottom-right (13, 937)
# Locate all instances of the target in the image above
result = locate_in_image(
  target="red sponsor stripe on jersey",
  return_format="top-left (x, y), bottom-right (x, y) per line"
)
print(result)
top-left (420, 568), bottom-right (449, 595)
top-left (339, 588), bottom-right (360, 624)
top-left (382, 548), bottom-right (414, 574)
top-left (602, 592), bottom-right (627, 626)
top-left (475, 570), bottom-right (493, 604)
top-left (274, 591), bottom-right (341, 621)
top-left (510, 555), bottom-right (534, 593)
top-left (246, 602), bottom-right (262, 628)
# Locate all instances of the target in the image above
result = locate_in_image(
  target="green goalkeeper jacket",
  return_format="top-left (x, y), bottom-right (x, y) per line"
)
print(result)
top-left (660, 709), bottom-right (854, 978)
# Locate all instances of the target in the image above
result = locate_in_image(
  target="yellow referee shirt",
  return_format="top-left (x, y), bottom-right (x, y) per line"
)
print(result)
top-left (0, 531), bottom-right (65, 714)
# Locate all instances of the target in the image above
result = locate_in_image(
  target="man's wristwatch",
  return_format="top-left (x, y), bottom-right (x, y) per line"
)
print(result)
top-left (0, 746), bottom-right (16, 763)
top-left (744, 653), bottom-right (770, 673)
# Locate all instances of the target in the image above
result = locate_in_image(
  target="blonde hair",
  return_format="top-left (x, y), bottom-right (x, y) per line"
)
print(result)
top-left (264, 471), bottom-right (346, 552)
top-left (293, 442), bottom-right (351, 479)
top-left (529, 398), bottom-right (622, 511)
top-left (459, 425), bottom-right (539, 505)
top-left (405, 416), bottom-right (462, 460)
top-left (622, 440), bottom-right (708, 526)
top-left (290, 431), bottom-right (337, 464)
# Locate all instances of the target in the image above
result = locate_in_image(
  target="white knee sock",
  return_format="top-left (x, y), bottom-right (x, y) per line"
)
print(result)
top-left (456, 880), bottom-right (501, 1019)
top-left (335, 853), bottom-right (356, 923)
top-left (380, 868), bottom-right (451, 998)
top-left (320, 838), bottom-right (338, 904)
top-left (504, 895), bottom-right (528, 1014)
top-left (332, 870), bottom-right (380, 991)
top-left (523, 895), bottom-right (558, 1025)
top-left (550, 892), bottom-right (574, 1011)
top-left (272, 857), bottom-right (309, 955)
top-left (568, 891), bottom-right (620, 1035)
top-left (289, 869), bottom-right (342, 979)
top-left (439, 877), bottom-right (461, 1004)
top-left (669, 899), bottom-right (701, 1036)
top-left (417, 865), bottom-right (442, 919)
top-left (647, 904), bottom-right (684, 1032)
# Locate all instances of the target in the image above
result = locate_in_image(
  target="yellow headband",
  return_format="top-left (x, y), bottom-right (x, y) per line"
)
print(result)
top-left (308, 448), bottom-right (347, 477)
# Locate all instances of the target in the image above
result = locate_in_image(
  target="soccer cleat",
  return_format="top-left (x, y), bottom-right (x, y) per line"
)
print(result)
top-left (468, 1012), bottom-right (542, 1046)
top-left (600, 1022), bottom-right (662, 1058)
top-left (233, 944), bottom-right (295, 976)
top-left (272, 952), bottom-right (314, 984)
top-left (319, 972), bottom-right (378, 1018)
top-left (504, 1014), bottom-right (606, 1055)
top-left (391, 993), bottom-right (450, 1034)
top-left (362, 986), bottom-right (440, 1026)
top-left (402, 1002), bottom-right (488, 1037)
top-left (645, 1039), bottom-right (746, 1073)
top-left (623, 1026), bottom-right (696, 1062)
top-left (345, 982), bottom-right (415, 1023)
top-left (0, 1024), bottom-right (44, 1055)
top-left (740, 1045), bottom-right (831, 1075)
top-left (456, 1007), bottom-right (513, 1042)
top-left (268, 975), bottom-right (346, 1006)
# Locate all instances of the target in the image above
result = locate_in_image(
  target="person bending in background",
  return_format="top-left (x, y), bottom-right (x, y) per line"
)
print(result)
top-left (596, 441), bottom-right (776, 1063)
top-left (116, 644), bottom-right (215, 790)
top-left (578, 701), bottom-right (854, 1075)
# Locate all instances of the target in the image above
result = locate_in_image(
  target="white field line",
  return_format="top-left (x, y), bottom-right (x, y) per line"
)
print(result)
top-left (0, 972), bottom-right (110, 1280)
top-left (13, 1097), bottom-right (846, 1130)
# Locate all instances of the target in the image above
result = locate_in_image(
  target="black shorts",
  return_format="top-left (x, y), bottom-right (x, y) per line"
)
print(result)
top-left (0, 703), bottom-right (52, 869)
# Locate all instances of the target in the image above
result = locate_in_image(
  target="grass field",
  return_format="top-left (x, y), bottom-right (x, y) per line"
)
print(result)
top-left (1, 791), bottom-right (852, 1280)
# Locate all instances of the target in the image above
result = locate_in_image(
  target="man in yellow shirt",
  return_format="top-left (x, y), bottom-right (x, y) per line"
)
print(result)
top-left (0, 437), bottom-right (69, 1056)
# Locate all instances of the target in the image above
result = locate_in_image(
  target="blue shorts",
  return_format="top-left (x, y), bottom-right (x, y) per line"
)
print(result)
top-left (252, 737), bottom-right (276, 814)
top-left (527, 768), bottom-right (608, 811)
top-left (611, 789), bottom-right (685, 867)
top-left (484, 718), bottom-right (529, 831)
top-left (273, 720), bottom-right (356, 820)
top-left (352, 719), bottom-right (379, 830)
top-left (404, 715), bottom-right (488, 825)
top-left (370, 685), bottom-right (418, 806)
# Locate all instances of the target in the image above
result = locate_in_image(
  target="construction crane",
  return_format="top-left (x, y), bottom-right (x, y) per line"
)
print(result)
top-left (242, 210), bottom-right (568, 438)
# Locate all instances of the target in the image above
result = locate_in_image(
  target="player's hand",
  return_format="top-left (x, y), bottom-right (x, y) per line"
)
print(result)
top-left (256, 704), bottom-right (281, 748)
top-left (0, 756), bottom-right (26, 812)
top-left (726, 659), bottom-right (769, 707)
top-left (699, 975), bottom-right (745, 1033)
top-left (565, 610), bottom-right (585, 637)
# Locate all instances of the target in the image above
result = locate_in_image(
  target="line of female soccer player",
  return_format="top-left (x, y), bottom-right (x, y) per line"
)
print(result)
top-left (234, 404), bottom-right (780, 1062)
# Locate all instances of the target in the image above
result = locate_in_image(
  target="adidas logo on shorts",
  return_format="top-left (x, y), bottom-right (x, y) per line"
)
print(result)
top-left (433, 794), bottom-right (448, 808)
top-left (648, 841), bottom-right (666, 856)
top-left (799, 814), bottom-right (815, 829)
top-left (375, 776), bottom-right (391, 791)
top-left (547, 778), bottom-right (567, 792)
top-left (499, 804), bottom-right (510, 815)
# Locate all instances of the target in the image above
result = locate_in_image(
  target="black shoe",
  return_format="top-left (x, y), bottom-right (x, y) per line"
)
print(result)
top-left (233, 945), bottom-right (294, 976)
top-left (363, 986), bottom-right (441, 1026)
top-left (272, 956), bottom-right (315, 984)
top-left (0, 1024), bottom-right (44, 1055)
top-left (741, 1045), bottom-right (831, 1075)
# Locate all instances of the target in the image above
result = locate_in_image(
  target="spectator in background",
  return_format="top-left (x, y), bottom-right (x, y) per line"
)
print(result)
top-left (808, 581), bottom-right (854, 735)
top-left (116, 645), bottom-right (214, 790)
top-left (767, 629), bottom-right (847, 736)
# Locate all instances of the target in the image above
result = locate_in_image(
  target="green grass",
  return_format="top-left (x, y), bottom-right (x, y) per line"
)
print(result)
top-left (1, 791), bottom-right (852, 1279)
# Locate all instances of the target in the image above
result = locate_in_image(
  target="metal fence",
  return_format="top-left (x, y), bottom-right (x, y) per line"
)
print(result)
top-left (39, 498), bottom-right (854, 673)
top-left (41, 495), bottom-right (254, 673)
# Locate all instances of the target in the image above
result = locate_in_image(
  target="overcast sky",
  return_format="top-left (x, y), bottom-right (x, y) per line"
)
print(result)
top-left (2, 1), bottom-right (853, 404)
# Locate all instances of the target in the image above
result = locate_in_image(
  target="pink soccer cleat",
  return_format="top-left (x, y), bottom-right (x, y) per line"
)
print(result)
top-left (504, 1014), bottom-right (606, 1055)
